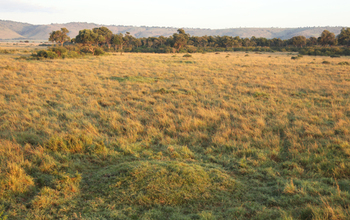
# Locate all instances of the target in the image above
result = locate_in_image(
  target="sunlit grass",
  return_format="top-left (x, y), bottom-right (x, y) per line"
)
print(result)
top-left (0, 48), bottom-right (350, 219)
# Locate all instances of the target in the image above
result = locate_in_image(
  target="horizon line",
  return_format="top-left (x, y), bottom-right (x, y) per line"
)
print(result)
top-left (0, 19), bottom-right (348, 30)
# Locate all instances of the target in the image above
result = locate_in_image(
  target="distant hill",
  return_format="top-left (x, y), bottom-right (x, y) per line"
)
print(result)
top-left (0, 20), bottom-right (347, 41)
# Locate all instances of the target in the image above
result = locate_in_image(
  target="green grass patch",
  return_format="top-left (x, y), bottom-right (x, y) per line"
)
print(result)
top-left (91, 161), bottom-right (235, 206)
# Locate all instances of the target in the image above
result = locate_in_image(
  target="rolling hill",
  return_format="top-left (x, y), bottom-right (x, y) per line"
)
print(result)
top-left (0, 19), bottom-right (346, 41)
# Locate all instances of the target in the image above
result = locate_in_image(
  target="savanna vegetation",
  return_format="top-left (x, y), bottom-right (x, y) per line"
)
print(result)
top-left (42, 27), bottom-right (350, 58)
top-left (0, 43), bottom-right (350, 219)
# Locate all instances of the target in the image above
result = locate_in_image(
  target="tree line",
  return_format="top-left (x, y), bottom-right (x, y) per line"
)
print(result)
top-left (49, 27), bottom-right (350, 55)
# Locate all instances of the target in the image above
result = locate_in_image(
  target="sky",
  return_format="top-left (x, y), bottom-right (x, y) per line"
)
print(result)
top-left (0, 0), bottom-right (349, 29)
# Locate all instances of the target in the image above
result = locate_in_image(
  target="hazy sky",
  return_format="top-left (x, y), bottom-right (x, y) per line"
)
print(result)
top-left (1, 0), bottom-right (349, 29)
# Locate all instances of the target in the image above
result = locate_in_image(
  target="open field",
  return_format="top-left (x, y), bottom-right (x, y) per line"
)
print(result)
top-left (0, 48), bottom-right (350, 219)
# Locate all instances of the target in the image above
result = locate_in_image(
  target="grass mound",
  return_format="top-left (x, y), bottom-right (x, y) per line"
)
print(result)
top-left (92, 161), bottom-right (235, 206)
top-left (183, 54), bottom-right (192, 58)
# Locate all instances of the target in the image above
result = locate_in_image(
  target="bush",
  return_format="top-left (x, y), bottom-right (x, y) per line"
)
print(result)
top-left (62, 51), bottom-right (81, 59)
top-left (291, 54), bottom-right (303, 60)
top-left (94, 48), bottom-right (105, 56)
top-left (185, 45), bottom-right (197, 53)
top-left (183, 54), bottom-right (192, 58)
top-left (49, 47), bottom-right (67, 57)
top-left (35, 50), bottom-right (58, 59)
top-left (322, 61), bottom-right (331, 64)
top-left (80, 47), bottom-right (94, 54)
top-left (338, 61), bottom-right (350, 65)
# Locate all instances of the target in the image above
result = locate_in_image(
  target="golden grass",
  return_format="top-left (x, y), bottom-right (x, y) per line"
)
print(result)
top-left (0, 48), bottom-right (350, 219)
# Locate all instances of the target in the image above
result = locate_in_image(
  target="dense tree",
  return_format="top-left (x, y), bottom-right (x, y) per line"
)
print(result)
top-left (49, 28), bottom-right (70, 46)
top-left (112, 33), bottom-right (124, 52)
top-left (250, 36), bottom-right (257, 47)
top-left (158, 36), bottom-right (166, 46)
top-left (337, 28), bottom-right (350, 46)
top-left (75, 29), bottom-right (98, 46)
top-left (242, 38), bottom-right (250, 47)
top-left (318, 30), bottom-right (336, 46)
top-left (255, 37), bottom-right (269, 47)
top-left (290, 36), bottom-right (307, 48)
top-left (173, 29), bottom-right (189, 51)
top-left (306, 37), bottom-right (318, 46)
top-left (93, 27), bottom-right (113, 48)
top-left (65, 26), bottom-right (350, 56)
top-left (199, 36), bottom-right (208, 48)
top-left (75, 29), bottom-right (98, 53)
top-left (132, 38), bottom-right (142, 48)
top-left (270, 38), bottom-right (284, 47)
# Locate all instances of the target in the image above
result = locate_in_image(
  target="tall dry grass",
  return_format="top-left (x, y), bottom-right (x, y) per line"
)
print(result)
top-left (0, 48), bottom-right (349, 219)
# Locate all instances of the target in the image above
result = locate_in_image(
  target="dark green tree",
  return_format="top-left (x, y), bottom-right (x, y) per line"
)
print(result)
top-left (242, 38), bottom-right (250, 47)
top-left (75, 29), bottom-right (98, 52)
top-left (271, 38), bottom-right (283, 47)
top-left (250, 36), bottom-right (257, 47)
top-left (173, 29), bottom-right (189, 52)
top-left (306, 37), bottom-right (318, 46)
top-left (112, 33), bottom-right (124, 53)
top-left (318, 30), bottom-right (336, 46)
top-left (93, 27), bottom-right (113, 48)
top-left (49, 28), bottom-right (70, 46)
top-left (337, 28), bottom-right (350, 46)
top-left (290, 36), bottom-right (307, 48)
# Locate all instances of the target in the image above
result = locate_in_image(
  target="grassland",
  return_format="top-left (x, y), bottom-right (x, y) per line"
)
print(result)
top-left (0, 45), bottom-right (350, 219)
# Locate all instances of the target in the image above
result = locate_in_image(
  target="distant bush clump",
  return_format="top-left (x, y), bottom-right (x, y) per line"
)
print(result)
top-left (29, 45), bottom-right (106, 60)
top-left (183, 54), bottom-right (192, 58)
top-left (0, 49), bottom-right (16, 54)
top-left (291, 54), bottom-right (303, 60)
top-left (50, 47), bottom-right (67, 56)
top-left (322, 61), bottom-right (331, 64)
top-left (338, 61), bottom-right (350, 65)
top-left (299, 47), bottom-right (350, 56)
top-left (34, 50), bottom-right (58, 59)
top-left (62, 51), bottom-right (81, 59)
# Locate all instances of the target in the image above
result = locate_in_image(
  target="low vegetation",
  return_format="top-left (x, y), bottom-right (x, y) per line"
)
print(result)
top-left (0, 47), bottom-right (349, 219)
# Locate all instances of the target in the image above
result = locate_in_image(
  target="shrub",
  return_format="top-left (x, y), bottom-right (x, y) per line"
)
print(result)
top-left (322, 61), bottom-right (331, 64)
top-left (330, 54), bottom-right (341, 58)
top-left (49, 47), bottom-right (67, 57)
top-left (35, 50), bottom-right (58, 59)
top-left (94, 48), bottom-right (105, 56)
top-left (62, 51), bottom-right (81, 59)
top-left (80, 47), bottom-right (94, 54)
top-left (291, 54), bottom-right (303, 60)
top-left (338, 61), bottom-right (350, 65)
top-left (185, 45), bottom-right (197, 53)
top-left (183, 54), bottom-right (192, 58)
